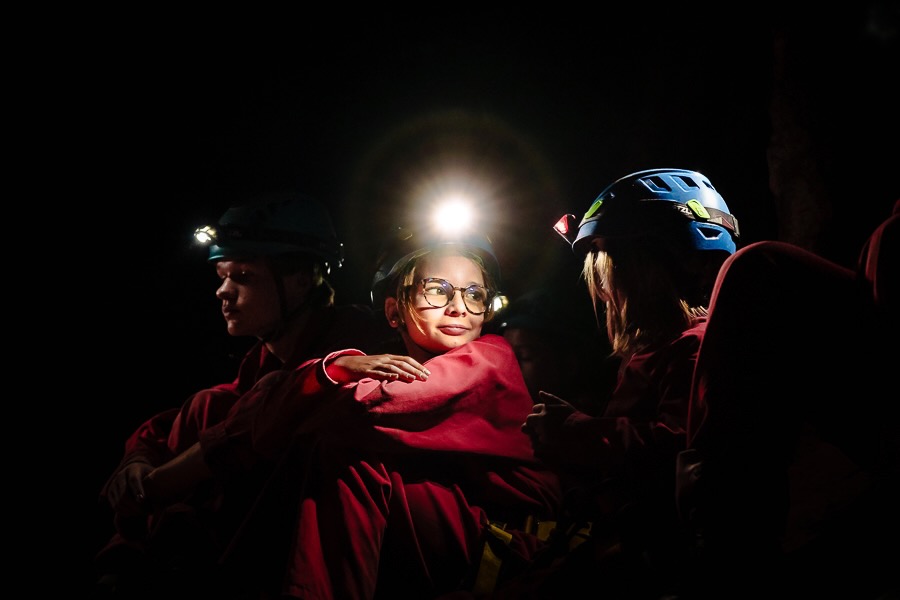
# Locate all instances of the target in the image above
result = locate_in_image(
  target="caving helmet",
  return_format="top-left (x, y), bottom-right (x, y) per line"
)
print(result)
top-left (370, 224), bottom-right (501, 318)
top-left (553, 168), bottom-right (740, 256)
top-left (195, 191), bottom-right (344, 274)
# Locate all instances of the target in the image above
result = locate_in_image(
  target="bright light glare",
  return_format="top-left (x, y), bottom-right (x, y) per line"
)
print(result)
top-left (431, 196), bottom-right (474, 232)
top-left (492, 294), bottom-right (509, 314)
top-left (194, 225), bottom-right (216, 244)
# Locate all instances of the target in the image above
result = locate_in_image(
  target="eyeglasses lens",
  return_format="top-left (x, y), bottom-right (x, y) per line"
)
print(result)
top-left (421, 278), bottom-right (488, 314)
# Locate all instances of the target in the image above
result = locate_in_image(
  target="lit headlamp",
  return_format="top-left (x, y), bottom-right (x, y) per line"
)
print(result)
top-left (194, 225), bottom-right (217, 245)
top-left (552, 213), bottom-right (579, 246)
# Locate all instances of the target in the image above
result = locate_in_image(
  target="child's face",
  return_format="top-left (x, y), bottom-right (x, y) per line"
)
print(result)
top-left (214, 258), bottom-right (286, 338)
top-left (402, 253), bottom-right (486, 355)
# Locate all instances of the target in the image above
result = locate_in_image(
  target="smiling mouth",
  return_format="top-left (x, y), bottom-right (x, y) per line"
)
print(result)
top-left (439, 325), bottom-right (469, 335)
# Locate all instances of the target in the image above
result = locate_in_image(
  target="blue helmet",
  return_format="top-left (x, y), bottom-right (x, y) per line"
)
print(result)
top-left (556, 168), bottom-right (740, 256)
top-left (370, 225), bottom-right (501, 308)
top-left (199, 191), bottom-right (344, 273)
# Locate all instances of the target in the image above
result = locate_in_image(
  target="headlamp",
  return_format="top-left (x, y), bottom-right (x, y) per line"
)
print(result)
top-left (194, 225), bottom-right (217, 245)
top-left (552, 214), bottom-right (578, 246)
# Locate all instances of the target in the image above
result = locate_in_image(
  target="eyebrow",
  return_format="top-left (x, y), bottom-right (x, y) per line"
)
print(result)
top-left (423, 277), bottom-right (485, 286)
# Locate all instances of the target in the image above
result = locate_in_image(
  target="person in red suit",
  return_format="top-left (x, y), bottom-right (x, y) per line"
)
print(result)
top-left (514, 168), bottom-right (741, 599)
top-left (94, 191), bottom-right (390, 599)
top-left (677, 199), bottom-right (900, 598)
top-left (131, 224), bottom-right (563, 599)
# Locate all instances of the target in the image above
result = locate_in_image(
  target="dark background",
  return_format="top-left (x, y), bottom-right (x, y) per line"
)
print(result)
top-left (73, 5), bottom-right (897, 592)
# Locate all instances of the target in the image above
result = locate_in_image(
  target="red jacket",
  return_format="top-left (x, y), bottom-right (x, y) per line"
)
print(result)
top-left (96, 304), bottom-right (390, 567)
top-left (557, 318), bottom-right (703, 476)
top-left (100, 304), bottom-right (388, 481)
top-left (209, 333), bottom-right (562, 598)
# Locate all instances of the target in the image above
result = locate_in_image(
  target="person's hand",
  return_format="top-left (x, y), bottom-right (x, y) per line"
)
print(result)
top-left (522, 391), bottom-right (577, 462)
top-left (327, 354), bottom-right (430, 384)
top-left (140, 442), bottom-right (213, 508)
top-left (104, 461), bottom-right (154, 517)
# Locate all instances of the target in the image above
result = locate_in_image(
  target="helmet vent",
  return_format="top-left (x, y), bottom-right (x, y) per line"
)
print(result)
top-left (569, 168), bottom-right (737, 256)
top-left (641, 175), bottom-right (673, 193)
top-left (697, 224), bottom-right (725, 240)
top-left (671, 174), bottom-right (703, 193)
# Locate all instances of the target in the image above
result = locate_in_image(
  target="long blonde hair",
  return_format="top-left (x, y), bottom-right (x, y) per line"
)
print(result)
top-left (583, 238), bottom-right (724, 357)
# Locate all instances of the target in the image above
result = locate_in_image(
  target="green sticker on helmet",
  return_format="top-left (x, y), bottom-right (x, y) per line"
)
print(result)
top-left (685, 199), bottom-right (710, 219)
top-left (583, 197), bottom-right (604, 220)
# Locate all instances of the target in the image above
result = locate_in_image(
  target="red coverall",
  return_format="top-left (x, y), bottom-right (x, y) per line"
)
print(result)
top-left (95, 304), bottom-right (390, 592)
top-left (503, 319), bottom-right (704, 599)
top-left (201, 333), bottom-right (563, 599)
top-left (678, 237), bottom-right (900, 598)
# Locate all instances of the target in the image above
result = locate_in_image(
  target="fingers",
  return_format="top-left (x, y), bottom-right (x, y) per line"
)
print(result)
top-left (107, 479), bottom-right (145, 516)
top-left (106, 463), bottom-right (154, 513)
top-left (386, 355), bottom-right (430, 375)
top-left (373, 367), bottom-right (423, 381)
top-left (536, 393), bottom-right (578, 421)
top-left (537, 391), bottom-right (576, 409)
top-left (521, 410), bottom-right (542, 435)
top-left (333, 354), bottom-right (431, 382)
top-left (129, 470), bottom-right (146, 501)
top-left (370, 355), bottom-right (430, 382)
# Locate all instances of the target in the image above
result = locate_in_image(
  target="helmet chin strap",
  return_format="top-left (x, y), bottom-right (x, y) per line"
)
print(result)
top-left (258, 295), bottom-right (313, 344)
top-left (258, 262), bottom-right (313, 345)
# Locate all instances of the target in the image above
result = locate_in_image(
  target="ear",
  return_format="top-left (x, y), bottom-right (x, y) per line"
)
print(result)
top-left (384, 297), bottom-right (401, 328)
top-left (282, 270), bottom-right (314, 308)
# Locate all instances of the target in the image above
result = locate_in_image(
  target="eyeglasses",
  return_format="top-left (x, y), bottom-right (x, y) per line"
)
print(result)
top-left (417, 278), bottom-right (491, 315)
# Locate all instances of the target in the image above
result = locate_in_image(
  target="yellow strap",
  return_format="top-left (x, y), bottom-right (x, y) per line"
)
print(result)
top-left (525, 518), bottom-right (587, 543)
top-left (472, 522), bottom-right (513, 595)
top-left (536, 520), bottom-right (557, 542)
top-left (566, 521), bottom-right (592, 550)
top-left (471, 519), bottom-right (594, 594)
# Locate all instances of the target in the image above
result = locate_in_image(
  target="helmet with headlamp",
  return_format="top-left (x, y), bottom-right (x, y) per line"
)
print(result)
top-left (194, 191), bottom-right (344, 274)
top-left (370, 224), bottom-right (501, 316)
top-left (553, 168), bottom-right (740, 256)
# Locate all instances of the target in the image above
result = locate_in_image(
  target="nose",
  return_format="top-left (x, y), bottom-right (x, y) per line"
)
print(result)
top-left (216, 278), bottom-right (237, 300)
top-left (445, 289), bottom-right (467, 314)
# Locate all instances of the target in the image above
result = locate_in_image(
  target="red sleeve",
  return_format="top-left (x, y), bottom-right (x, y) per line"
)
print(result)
top-left (116, 376), bottom-right (238, 474)
top-left (99, 408), bottom-right (182, 504)
top-left (545, 322), bottom-right (703, 476)
top-left (605, 323), bottom-right (700, 468)
top-left (239, 336), bottom-right (538, 461)
top-left (121, 408), bottom-right (179, 464)
top-left (198, 349), bottom-right (365, 476)
top-left (111, 342), bottom-right (267, 474)
top-left (342, 335), bottom-right (537, 461)
top-left (100, 383), bottom-right (241, 497)
top-left (202, 358), bottom-right (332, 470)
top-left (167, 383), bottom-right (242, 453)
top-left (206, 337), bottom-right (540, 476)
